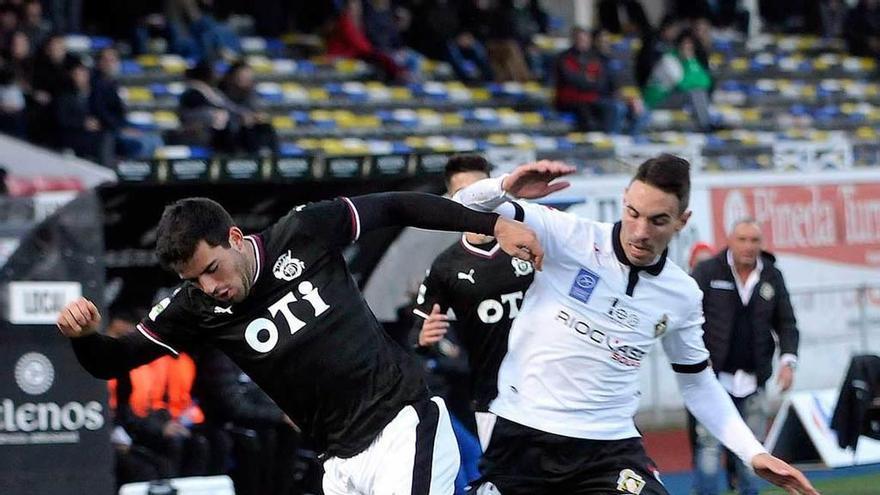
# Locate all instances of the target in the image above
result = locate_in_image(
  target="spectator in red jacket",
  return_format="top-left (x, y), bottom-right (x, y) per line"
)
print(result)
top-left (325, 0), bottom-right (406, 82)
top-left (554, 27), bottom-right (645, 134)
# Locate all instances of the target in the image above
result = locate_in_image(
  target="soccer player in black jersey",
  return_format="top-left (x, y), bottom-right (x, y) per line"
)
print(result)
top-left (55, 192), bottom-right (543, 494)
top-left (413, 156), bottom-right (534, 451)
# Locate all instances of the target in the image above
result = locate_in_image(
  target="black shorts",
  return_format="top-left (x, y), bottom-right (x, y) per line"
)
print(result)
top-left (471, 417), bottom-right (669, 495)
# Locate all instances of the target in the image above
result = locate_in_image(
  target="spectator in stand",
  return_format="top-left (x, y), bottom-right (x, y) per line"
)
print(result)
top-left (326, 0), bottom-right (407, 82)
top-left (0, 5), bottom-right (19, 47)
top-left (29, 33), bottom-right (69, 146)
top-left (178, 60), bottom-right (236, 152)
top-left (55, 58), bottom-right (108, 160)
top-left (363, 0), bottom-right (426, 80)
top-left (0, 63), bottom-right (26, 138)
top-left (845, 0), bottom-right (880, 58)
top-left (0, 31), bottom-right (30, 141)
top-left (179, 60), bottom-right (275, 154)
top-left (405, 0), bottom-right (461, 60)
top-left (509, 0), bottom-right (550, 80)
top-left (818, 0), bottom-right (847, 39)
top-left (486, 0), bottom-right (533, 81)
top-left (554, 27), bottom-right (645, 134)
top-left (642, 29), bottom-right (717, 132)
top-left (403, 0), bottom-right (493, 82)
top-left (597, 0), bottom-right (651, 36)
top-left (459, 0), bottom-right (492, 41)
top-left (217, 60), bottom-right (277, 152)
top-left (19, 0), bottom-right (49, 52)
top-left (635, 16), bottom-right (680, 91)
top-left (691, 17), bottom-right (714, 68)
top-left (164, 0), bottom-right (241, 60)
top-left (673, 0), bottom-right (749, 32)
top-left (90, 46), bottom-right (163, 162)
top-left (5, 30), bottom-right (33, 84)
top-left (31, 33), bottom-right (67, 101)
top-left (45, 0), bottom-right (81, 33)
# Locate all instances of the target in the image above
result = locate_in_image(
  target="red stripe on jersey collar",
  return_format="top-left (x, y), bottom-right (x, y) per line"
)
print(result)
top-left (245, 235), bottom-right (265, 285)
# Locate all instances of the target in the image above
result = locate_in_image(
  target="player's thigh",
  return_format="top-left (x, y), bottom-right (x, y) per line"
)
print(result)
top-left (473, 417), bottom-right (562, 495)
top-left (372, 397), bottom-right (460, 495)
top-left (568, 438), bottom-right (669, 495)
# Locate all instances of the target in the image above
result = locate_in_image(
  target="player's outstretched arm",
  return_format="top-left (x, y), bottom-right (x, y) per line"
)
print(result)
top-left (350, 192), bottom-right (544, 269)
top-left (57, 297), bottom-right (168, 379)
top-left (674, 366), bottom-right (819, 495)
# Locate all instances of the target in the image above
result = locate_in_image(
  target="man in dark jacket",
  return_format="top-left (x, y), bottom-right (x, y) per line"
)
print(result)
top-left (90, 46), bottom-right (163, 162)
top-left (690, 218), bottom-right (800, 495)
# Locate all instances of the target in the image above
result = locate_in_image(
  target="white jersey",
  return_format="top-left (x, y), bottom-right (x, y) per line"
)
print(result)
top-left (457, 178), bottom-right (710, 440)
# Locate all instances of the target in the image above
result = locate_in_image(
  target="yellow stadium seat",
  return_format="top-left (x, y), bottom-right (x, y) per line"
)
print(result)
top-left (441, 114), bottom-right (464, 126)
top-left (124, 87), bottom-right (154, 103)
top-left (136, 54), bottom-right (159, 67)
top-left (390, 87), bottom-right (413, 101)
top-left (521, 113), bottom-right (543, 125)
top-left (855, 126), bottom-right (877, 140)
top-left (471, 88), bottom-right (491, 101)
top-left (271, 116), bottom-right (295, 129)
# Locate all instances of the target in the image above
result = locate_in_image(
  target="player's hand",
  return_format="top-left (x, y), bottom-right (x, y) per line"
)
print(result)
top-left (501, 160), bottom-right (576, 199)
top-left (162, 420), bottom-right (191, 439)
top-left (56, 297), bottom-right (102, 338)
top-left (418, 304), bottom-right (449, 346)
top-left (494, 216), bottom-right (544, 271)
top-left (752, 453), bottom-right (819, 495)
top-left (777, 364), bottom-right (795, 392)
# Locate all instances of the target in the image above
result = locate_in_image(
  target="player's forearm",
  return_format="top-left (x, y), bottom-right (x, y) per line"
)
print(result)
top-left (351, 192), bottom-right (499, 236)
top-left (70, 333), bottom-right (159, 379)
top-left (676, 367), bottom-right (767, 465)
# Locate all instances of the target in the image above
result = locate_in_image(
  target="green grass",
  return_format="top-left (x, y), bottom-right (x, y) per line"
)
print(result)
top-left (759, 473), bottom-right (880, 495)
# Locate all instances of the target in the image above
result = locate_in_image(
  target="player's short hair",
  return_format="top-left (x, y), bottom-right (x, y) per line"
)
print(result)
top-left (156, 197), bottom-right (234, 270)
top-left (631, 154), bottom-right (691, 213)
top-left (444, 154), bottom-right (492, 186)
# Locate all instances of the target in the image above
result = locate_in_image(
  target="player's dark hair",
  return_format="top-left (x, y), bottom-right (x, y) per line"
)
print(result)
top-left (631, 154), bottom-right (691, 212)
top-left (444, 154), bottom-right (492, 187)
top-left (156, 197), bottom-right (234, 270)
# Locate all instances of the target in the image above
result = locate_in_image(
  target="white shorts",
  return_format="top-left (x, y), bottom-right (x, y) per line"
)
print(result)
top-left (474, 411), bottom-right (497, 452)
top-left (323, 396), bottom-right (460, 495)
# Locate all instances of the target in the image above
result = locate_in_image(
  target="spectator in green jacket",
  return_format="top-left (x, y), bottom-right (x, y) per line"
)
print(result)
top-left (642, 29), bottom-right (717, 131)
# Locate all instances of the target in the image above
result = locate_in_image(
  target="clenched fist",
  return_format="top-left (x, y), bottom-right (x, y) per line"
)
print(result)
top-left (56, 297), bottom-right (102, 338)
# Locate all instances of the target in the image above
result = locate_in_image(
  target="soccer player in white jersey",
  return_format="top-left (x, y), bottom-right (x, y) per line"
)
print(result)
top-left (456, 155), bottom-right (818, 495)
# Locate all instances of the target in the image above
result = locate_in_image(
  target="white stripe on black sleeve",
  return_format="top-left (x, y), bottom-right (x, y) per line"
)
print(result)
top-left (342, 197), bottom-right (361, 242)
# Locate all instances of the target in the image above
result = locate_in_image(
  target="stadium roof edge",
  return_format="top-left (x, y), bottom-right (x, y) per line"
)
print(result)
top-left (0, 134), bottom-right (117, 189)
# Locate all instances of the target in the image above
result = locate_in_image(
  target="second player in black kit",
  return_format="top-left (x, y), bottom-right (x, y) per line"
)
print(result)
top-left (58, 192), bottom-right (544, 493)
top-left (414, 235), bottom-right (534, 414)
